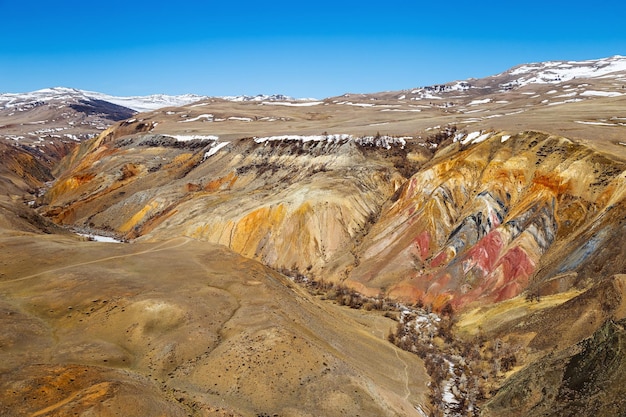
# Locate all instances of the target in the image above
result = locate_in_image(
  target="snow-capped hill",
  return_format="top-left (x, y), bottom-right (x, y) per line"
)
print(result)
top-left (0, 87), bottom-right (136, 123)
top-left (496, 55), bottom-right (626, 89)
top-left (0, 87), bottom-right (87, 110)
top-left (368, 55), bottom-right (626, 106)
top-left (0, 87), bottom-right (138, 147)
top-left (86, 92), bottom-right (208, 112)
top-left (0, 87), bottom-right (208, 113)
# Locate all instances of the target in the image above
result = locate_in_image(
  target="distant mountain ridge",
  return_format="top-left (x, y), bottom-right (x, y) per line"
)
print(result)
top-left (0, 87), bottom-right (208, 113)
top-left (0, 88), bottom-right (307, 113)
top-left (220, 93), bottom-right (297, 102)
top-left (3, 55), bottom-right (625, 114)
top-left (362, 55), bottom-right (626, 103)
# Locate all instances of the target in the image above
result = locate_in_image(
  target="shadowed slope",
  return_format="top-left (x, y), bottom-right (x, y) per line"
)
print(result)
top-left (481, 317), bottom-right (626, 417)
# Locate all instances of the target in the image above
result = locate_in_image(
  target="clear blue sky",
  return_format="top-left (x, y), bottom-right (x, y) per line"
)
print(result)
top-left (1, 0), bottom-right (624, 98)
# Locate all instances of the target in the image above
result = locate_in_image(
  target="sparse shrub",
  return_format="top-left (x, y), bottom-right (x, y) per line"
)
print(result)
top-left (441, 302), bottom-right (454, 318)
top-left (280, 266), bottom-right (514, 416)
top-left (383, 311), bottom-right (398, 321)
top-left (525, 291), bottom-right (541, 302)
top-left (500, 354), bottom-right (517, 372)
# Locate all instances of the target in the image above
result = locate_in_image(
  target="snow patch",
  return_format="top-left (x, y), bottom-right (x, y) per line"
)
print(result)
top-left (468, 98), bottom-right (491, 105)
top-left (575, 121), bottom-right (614, 126)
top-left (380, 108), bottom-right (422, 112)
top-left (337, 101), bottom-right (375, 107)
top-left (547, 99), bottom-right (584, 106)
top-left (471, 132), bottom-right (492, 144)
top-left (179, 114), bottom-right (214, 123)
top-left (579, 90), bottom-right (622, 97)
top-left (460, 131), bottom-right (492, 145)
top-left (204, 141), bottom-right (230, 158)
top-left (77, 233), bottom-right (123, 243)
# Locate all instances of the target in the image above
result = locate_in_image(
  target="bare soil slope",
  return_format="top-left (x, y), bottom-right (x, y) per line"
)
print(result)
top-left (0, 234), bottom-right (428, 416)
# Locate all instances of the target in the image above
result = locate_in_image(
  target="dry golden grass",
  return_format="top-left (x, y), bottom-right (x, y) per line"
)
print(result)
top-left (0, 234), bottom-right (429, 416)
top-left (456, 289), bottom-right (585, 337)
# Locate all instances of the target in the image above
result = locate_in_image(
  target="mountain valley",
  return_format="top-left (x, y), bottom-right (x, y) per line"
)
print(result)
top-left (2, 56), bottom-right (626, 416)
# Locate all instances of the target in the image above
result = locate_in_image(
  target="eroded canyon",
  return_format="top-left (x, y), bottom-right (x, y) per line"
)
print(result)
top-left (2, 56), bottom-right (626, 416)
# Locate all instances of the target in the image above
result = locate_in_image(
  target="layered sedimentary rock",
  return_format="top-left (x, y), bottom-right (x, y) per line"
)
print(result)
top-left (5, 58), bottom-right (626, 416)
top-left (43, 125), bottom-right (626, 312)
top-left (43, 130), bottom-right (415, 278)
top-left (348, 132), bottom-right (626, 308)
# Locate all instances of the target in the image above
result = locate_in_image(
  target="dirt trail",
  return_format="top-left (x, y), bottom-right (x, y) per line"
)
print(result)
top-left (394, 346), bottom-right (412, 401)
top-left (372, 325), bottom-right (418, 408)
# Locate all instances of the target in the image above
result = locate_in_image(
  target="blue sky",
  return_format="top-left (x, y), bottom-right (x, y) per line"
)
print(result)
top-left (1, 0), bottom-right (624, 98)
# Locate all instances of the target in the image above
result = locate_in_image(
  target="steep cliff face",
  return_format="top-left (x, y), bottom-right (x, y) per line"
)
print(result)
top-left (43, 125), bottom-right (626, 312)
top-left (144, 139), bottom-right (405, 277)
top-left (43, 132), bottom-right (415, 277)
top-left (348, 132), bottom-right (626, 309)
